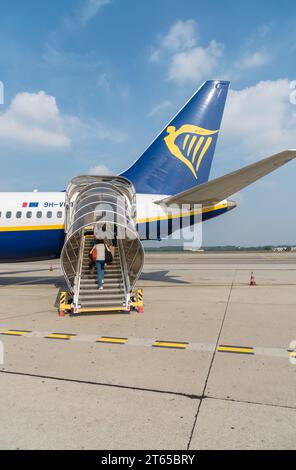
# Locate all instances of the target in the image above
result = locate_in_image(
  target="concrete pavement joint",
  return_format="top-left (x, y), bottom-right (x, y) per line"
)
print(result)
top-left (205, 395), bottom-right (296, 411)
top-left (0, 369), bottom-right (202, 400)
top-left (187, 267), bottom-right (238, 450)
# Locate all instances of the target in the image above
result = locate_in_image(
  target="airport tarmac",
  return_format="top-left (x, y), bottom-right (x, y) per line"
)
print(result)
top-left (0, 251), bottom-right (295, 450)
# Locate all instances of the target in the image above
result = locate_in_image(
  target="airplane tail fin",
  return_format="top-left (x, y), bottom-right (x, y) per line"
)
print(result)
top-left (121, 80), bottom-right (229, 195)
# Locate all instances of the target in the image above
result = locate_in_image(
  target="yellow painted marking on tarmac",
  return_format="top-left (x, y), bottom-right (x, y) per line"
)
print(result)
top-left (45, 333), bottom-right (77, 340)
top-left (0, 326), bottom-right (289, 362)
top-left (153, 341), bottom-right (189, 349)
top-left (0, 329), bottom-right (31, 336)
top-left (217, 345), bottom-right (254, 354)
top-left (96, 336), bottom-right (128, 344)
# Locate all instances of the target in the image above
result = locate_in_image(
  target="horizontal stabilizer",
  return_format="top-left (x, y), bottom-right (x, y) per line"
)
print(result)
top-left (157, 150), bottom-right (296, 206)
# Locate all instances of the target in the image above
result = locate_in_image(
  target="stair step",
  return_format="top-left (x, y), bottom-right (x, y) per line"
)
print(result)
top-left (80, 293), bottom-right (124, 299)
top-left (81, 265), bottom-right (121, 269)
top-left (80, 283), bottom-right (123, 288)
top-left (83, 247), bottom-right (118, 252)
top-left (81, 271), bottom-right (121, 276)
top-left (82, 260), bottom-right (120, 265)
top-left (81, 270), bottom-right (122, 275)
top-left (82, 258), bottom-right (120, 261)
top-left (81, 280), bottom-right (122, 284)
top-left (83, 248), bottom-right (118, 253)
top-left (81, 279), bottom-right (122, 283)
top-left (80, 280), bottom-right (121, 284)
top-left (82, 255), bottom-right (119, 258)
top-left (82, 267), bottom-right (121, 271)
top-left (83, 253), bottom-right (119, 258)
top-left (80, 286), bottom-right (124, 290)
top-left (81, 273), bottom-right (122, 278)
top-left (80, 279), bottom-right (123, 284)
top-left (80, 284), bottom-right (124, 289)
top-left (80, 289), bottom-right (124, 295)
top-left (81, 270), bottom-right (121, 274)
top-left (80, 297), bottom-right (124, 302)
top-left (81, 286), bottom-right (123, 290)
top-left (79, 299), bottom-right (125, 307)
top-left (79, 288), bottom-right (123, 299)
top-left (80, 280), bottom-right (122, 284)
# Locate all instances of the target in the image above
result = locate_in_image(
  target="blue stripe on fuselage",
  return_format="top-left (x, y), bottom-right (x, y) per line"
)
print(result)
top-left (0, 229), bottom-right (65, 262)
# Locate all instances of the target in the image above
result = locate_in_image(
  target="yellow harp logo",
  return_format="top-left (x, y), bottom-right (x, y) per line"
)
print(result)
top-left (164, 124), bottom-right (218, 178)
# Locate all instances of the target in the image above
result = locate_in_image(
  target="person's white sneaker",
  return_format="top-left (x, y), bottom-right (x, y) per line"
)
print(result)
top-left (99, 286), bottom-right (103, 290)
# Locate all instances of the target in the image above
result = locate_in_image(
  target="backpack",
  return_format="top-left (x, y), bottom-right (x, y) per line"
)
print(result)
top-left (105, 245), bottom-right (113, 264)
top-left (91, 247), bottom-right (97, 262)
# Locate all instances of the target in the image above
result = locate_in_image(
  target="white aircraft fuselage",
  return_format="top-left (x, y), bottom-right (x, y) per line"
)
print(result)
top-left (0, 191), bottom-right (232, 262)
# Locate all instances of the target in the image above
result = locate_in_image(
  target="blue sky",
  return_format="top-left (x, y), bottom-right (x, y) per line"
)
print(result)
top-left (0, 0), bottom-right (296, 245)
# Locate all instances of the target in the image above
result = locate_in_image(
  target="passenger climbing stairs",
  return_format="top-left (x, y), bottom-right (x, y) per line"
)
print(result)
top-left (78, 236), bottom-right (126, 312)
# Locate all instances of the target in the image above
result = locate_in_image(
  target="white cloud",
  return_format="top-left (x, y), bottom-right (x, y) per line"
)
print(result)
top-left (149, 19), bottom-right (197, 63)
top-left (88, 164), bottom-right (114, 175)
top-left (0, 90), bottom-right (127, 151)
top-left (82, 120), bottom-right (127, 144)
top-left (0, 91), bottom-right (70, 149)
top-left (81, 0), bottom-right (112, 24)
top-left (221, 79), bottom-right (296, 159)
top-left (45, 0), bottom-right (112, 54)
top-left (245, 23), bottom-right (271, 47)
top-left (149, 19), bottom-right (223, 84)
top-left (237, 50), bottom-right (270, 70)
top-left (147, 100), bottom-right (172, 117)
top-left (162, 19), bottom-right (197, 52)
top-left (169, 40), bottom-right (223, 83)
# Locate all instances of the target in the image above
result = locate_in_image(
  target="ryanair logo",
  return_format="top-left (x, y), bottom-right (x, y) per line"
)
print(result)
top-left (164, 124), bottom-right (218, 178)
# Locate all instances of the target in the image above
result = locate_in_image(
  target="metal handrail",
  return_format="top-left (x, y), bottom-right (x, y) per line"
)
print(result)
top-left (73, 234), bottom-right (85, 307)
top-left (118, 238), bottom-right (131, 299)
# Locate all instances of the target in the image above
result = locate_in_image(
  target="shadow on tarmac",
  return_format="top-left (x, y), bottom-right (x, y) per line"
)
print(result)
top-left (140, 270), bottom-right (190, 284)
top-left (0, 275), bottom-right (66, 288)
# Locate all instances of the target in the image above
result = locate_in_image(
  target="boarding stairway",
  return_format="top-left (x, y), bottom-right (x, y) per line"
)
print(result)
top-left (60, 175), bottom-right (144, 314)
top-left (79, 235), bottom-right (125, 311)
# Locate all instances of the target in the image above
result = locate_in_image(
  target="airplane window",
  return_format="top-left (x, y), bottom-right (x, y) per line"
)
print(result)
top-left (47, 211), bottom-right (52, 218)
top-left (16, 211), bottom-right (22, 219)
top-left (57, 211), bottom-right (63, 218)
top-left (26, 211), bottom-right (32, 218)
top-left (6, 211), bottom-right (12, 219)
top-left (36, 211), bottom-right (42, 218)
top-left (0, 212), bottom-right (1, 218)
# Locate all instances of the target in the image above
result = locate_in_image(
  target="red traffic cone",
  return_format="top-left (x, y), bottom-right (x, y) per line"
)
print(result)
top-left (59, 309), bottom-right (65, 317)
top-left (138, 305), bottom-right (143, 314)
top-left (250, 272), bottom-right (256, 286)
